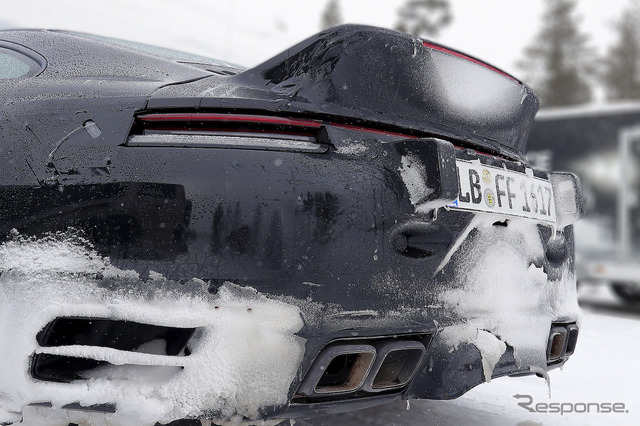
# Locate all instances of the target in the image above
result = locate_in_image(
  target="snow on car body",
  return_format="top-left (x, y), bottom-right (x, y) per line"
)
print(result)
top-left (0, 26), bottom-right (582, 424)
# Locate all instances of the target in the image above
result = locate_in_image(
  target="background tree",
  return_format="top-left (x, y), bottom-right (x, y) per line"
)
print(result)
top-left (603, 1), bottom-right (640, 101)
top-left (394, 0), bottom-right (452, 38)
top-left (320, 0), bottom-right (342, 30)
top-left (518, 0), bottom-right (595, 107)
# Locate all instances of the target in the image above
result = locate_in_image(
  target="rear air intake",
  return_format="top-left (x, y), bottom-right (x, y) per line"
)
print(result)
top-left (31, 317), bottom-right (197, 383)
top-left (29, 401), bottom-right (117, 414)
top-left (36, 317), bottom-right (196, 354)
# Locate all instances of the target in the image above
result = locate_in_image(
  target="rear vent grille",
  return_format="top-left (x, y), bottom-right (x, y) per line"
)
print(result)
top-left (31, 317), bottom-right (197, 383)
top-left (29, 401), bottom-right (117, 414)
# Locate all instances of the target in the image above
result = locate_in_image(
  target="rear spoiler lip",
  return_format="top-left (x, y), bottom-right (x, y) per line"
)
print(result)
top-left (147, 24), bottom-right (539, 158)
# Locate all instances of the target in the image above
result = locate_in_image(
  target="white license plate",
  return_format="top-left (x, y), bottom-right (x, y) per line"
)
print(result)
top-left (448, 160), bottom-right (556, 224)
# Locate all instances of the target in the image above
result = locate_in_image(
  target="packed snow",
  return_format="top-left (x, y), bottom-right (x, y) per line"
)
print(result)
top-left (398, 154), bottom-right (433, 206)
top-left (435, 215), bottom-right (579, 381)
top-left (335, 141), bottom-right (368, 156)
top-left (0, 232), bottom-right (305, 425)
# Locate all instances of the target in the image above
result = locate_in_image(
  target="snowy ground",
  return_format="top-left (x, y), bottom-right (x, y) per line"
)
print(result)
top-left (298, 285), bottom-right (640, 425)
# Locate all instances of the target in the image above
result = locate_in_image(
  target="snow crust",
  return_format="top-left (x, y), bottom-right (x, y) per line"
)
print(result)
top-left (474, 330), bottom-right (506, 383)
top-left (398, 154), bottom-right (433, 206)
top-left (335, 141), bottom-right (368, 155)
top-left (0, 232), bottom-right (305, 425)
top-left (437, 217), bottom-right (580, 380)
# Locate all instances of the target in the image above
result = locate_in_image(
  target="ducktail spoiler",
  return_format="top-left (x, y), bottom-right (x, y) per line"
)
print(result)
top-left (155, 25), bottom-right (540, 158)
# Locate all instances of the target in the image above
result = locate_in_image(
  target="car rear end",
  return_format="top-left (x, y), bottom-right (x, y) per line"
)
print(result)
top-left (123, 24), bottom-right (583, 415)
top-left (0, 25), bottom-right (583, 423)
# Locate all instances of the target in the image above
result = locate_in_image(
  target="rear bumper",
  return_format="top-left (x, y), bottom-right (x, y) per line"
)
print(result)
top-left (0, 238), bottom-right (579, 423)
top-left (0, 130), bottom-right (580, 423)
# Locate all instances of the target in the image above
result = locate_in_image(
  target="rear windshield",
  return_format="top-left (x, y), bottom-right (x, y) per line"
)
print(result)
top-left (66, 32), bottom-right (239, 68)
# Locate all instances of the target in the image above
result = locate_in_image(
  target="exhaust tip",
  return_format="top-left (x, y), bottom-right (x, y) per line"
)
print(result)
top-left (294, 333), bottom-right (432, 402)
top-left (547, 326), bottom-right (568, 361)
top-left (364, 341), bottom-right (425, 392)
top-left (546, 322), bottom-right (579, 363)
top-left (565, 324), bottom-right (579, 356)
top-left (297, 344), bottom-right (376, 396)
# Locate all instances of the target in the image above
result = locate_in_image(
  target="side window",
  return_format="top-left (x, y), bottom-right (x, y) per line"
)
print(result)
top-left (0, 47), bottom-right (41, 79)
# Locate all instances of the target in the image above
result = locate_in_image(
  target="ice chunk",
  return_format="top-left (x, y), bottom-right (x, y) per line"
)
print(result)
top-left (475, 330), bottom-right (507, 382)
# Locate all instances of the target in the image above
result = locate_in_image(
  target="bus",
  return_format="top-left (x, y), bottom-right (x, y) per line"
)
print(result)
top-left (527, 102), bottom-right (640, 302)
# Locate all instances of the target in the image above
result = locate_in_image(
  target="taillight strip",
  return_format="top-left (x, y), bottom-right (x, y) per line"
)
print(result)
top-left (136, 113), bottom-right (323, 128)
top-left (127, 134), bottom-right (328, 153)
top-left (135, 113), bottom-right (507, 159)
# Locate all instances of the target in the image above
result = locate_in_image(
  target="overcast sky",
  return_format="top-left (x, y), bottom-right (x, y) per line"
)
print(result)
top-left (1, 0), bottom-right (633, 82)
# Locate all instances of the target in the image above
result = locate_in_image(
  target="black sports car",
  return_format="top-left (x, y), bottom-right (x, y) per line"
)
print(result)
top-left (0, 25), bottom-right (582, 425)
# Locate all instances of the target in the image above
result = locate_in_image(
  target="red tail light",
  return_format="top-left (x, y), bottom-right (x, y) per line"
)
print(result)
top-left (136, 113), bottom-right (323, 129)
top-left (133, 112), bottom-right (504, 159)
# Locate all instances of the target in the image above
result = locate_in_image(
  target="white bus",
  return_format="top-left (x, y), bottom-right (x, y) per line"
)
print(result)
top-left (527, 102), bottom-right (640, 302)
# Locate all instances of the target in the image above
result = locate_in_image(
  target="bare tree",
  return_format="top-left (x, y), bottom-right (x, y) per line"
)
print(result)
top-left (603, 1), bottom-right (640, 101)
top-left (518, 0), bottom-right (595, 107)
top-left (395, 0), bottom-right (452, 38)
top-left (321, 0), bottom-right (343, 30)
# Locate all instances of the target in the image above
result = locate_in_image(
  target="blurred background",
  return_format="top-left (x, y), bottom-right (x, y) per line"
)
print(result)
top-left (0, 0), bottom-right (634, 84)
top-left (3, 1), bottom-right (640, 424)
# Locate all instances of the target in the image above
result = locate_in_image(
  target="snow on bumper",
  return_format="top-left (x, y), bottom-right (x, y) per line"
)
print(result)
top-left (0, 214), bottom-right (581, 422)
top-left (429, 216), bottom-right (580, 393)
top-left (0, 234), bottom-right (305, 425)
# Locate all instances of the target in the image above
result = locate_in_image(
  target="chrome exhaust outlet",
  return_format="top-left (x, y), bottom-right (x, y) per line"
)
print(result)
top-left (547, 326), bottom-right (568, 361)
top-left (565, 324), bottom-right (579, 356)
top-left (362, 341), bottom-right (425, 392)
top-left (297, 344), bottom-right (376, 396)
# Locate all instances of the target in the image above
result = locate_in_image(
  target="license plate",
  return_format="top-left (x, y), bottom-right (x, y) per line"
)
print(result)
top-left (447, 160), bottom-right (556, 224)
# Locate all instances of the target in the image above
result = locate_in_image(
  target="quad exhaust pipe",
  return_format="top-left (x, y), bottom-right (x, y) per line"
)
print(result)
top-left (363, 341), bottom-right (425, 392)
top-left (547, 322), bottom-right (579, 362)
top-left (297, 338), bottom-right (427, 398)
top-left (297, 344), bottom-right (376, 395)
